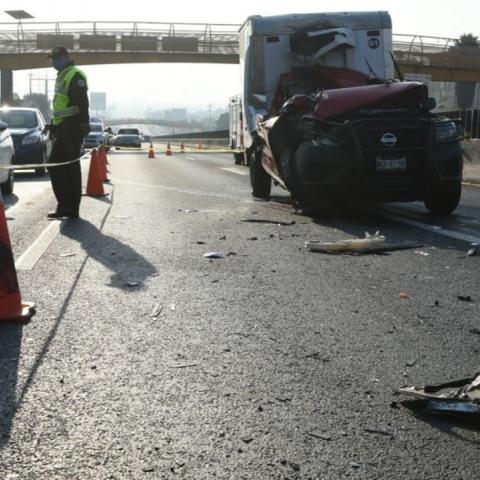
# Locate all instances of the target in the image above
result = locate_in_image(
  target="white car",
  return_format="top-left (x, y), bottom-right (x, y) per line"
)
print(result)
top-left (0, 120), bottom-right (14, 195)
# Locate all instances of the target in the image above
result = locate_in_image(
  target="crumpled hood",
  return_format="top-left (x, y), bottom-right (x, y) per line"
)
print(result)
top-left (313, 81), bottom-right (428, 119)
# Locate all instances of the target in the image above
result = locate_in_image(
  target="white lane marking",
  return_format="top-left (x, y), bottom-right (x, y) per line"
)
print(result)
top-left (15, 220), bottom-right (63, 270)
top-left (363, 207), bottom-right (480, 244)
top-left (221, 167), bottom-right (249, 176)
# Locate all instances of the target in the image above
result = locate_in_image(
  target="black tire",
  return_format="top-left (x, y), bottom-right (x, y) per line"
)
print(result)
top-left (1, 168), bottom-right (14, 195)
top-left (424, 183), bottom-right (461, 214)
top-left (250, 148), bottom-right (271, 199)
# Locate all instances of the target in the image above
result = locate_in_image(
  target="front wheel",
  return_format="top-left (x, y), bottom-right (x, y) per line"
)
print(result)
top-left (250, 148), bottom-right (271, 199)
top-left (424, 183), bottom-right (461, 214)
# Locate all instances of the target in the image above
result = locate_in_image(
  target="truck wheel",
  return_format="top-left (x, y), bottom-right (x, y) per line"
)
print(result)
top-left (1, 169), bottom-right (14, 195)
top-left (424, 183), bottom-right (461, 214)
top-left (250, 149), bottom-right (271, 199)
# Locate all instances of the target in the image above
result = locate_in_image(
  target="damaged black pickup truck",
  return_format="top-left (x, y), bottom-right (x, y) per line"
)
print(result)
top-left (254, 69), bottom-right (462, 214)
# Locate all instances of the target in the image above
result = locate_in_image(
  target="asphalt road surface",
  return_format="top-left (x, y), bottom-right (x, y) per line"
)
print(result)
top-left (1, 150), bottom-right (479, 479)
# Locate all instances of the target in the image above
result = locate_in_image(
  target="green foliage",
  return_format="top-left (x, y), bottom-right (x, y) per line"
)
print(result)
top-left (455, 33), bottom-right (479, 47)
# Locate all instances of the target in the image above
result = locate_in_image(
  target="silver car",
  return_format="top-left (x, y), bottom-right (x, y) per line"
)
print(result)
top-left (0, 120), bottom-right (14, 195)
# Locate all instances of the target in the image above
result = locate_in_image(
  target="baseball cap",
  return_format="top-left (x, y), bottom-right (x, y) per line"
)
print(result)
top-left (48, 46), bottom-right (69, 58)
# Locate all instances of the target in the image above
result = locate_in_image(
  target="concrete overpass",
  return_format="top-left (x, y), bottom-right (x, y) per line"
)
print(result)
top-left (1, 21), bottom-right (480, 102)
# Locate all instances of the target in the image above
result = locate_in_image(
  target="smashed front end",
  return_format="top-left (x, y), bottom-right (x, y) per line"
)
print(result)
top-left (257, 69), bottom-right (462, 208)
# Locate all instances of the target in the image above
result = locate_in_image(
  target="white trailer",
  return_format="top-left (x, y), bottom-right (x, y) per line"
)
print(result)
top-left (238, 11), bottom-right (394, 154)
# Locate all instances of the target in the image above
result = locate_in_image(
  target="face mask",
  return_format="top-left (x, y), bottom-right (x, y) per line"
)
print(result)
top-left (52, 57), bottom-right (69, 71)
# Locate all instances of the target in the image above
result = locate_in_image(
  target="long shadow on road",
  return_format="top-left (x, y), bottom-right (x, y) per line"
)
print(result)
top-left (0, 324), bottom-right (22, 448)
top-left (61, 219), bottom-right (157, 289)
top-left (0, 192), bottom-right (157, 449)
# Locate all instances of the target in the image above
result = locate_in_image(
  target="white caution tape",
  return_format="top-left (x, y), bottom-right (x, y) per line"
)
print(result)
top-left (0, 155), bottom-right (83, 170)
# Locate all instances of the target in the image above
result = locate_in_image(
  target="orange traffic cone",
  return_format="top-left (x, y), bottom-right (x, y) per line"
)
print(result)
top-left (166, 143), bottom-right (172, 156)
top-left (0, 189), bottom-right (35, 324)
top-left (180, 142), bottom-right (185, 153)
top-left (148, 145), bottom-right (155, 158)
top-left (98, 146), bottom-right (108, 182)
top-left (86, 149), bottom-right (107, 196)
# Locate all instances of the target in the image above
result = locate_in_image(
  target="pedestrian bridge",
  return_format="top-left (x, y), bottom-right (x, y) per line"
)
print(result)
top-left (0, 21), bottom-right (480, 82)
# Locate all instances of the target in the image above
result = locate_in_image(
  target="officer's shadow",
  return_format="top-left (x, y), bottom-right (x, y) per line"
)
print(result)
top-left (61, 219), bottom-right (157, 289)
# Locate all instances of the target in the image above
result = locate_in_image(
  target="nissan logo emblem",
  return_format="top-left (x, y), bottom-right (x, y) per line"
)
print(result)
top-left (381, 133), bottom-right (397, 147)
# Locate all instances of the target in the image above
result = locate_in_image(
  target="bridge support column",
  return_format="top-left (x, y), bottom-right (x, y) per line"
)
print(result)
top-left (1, 70), bottom-right (14, 106)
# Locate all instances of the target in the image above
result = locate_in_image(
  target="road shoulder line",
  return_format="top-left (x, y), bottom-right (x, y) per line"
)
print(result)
top-left (15, 220), bottom-right (63, 270)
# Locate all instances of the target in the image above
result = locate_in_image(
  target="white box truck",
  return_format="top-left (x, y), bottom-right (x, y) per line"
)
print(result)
top-left (234, 11), bottom-right (462, 214)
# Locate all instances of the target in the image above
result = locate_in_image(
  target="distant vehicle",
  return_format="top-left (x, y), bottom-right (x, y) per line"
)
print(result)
top-left (229, 94), bottom-right (244, 165)
top-left (113, 134), bottom-right (142, 149)
top-left (0, 107), bottom-right (52, 177)
top-left (0, 121), bottom-right (14, 194)
top-left (116, 127), bottom-right (141, 136)
top-left (83, 122), bottom-right (105, 149)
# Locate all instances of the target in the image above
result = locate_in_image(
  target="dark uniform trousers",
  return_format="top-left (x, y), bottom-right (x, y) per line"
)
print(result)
top-left (48, 119), bottom-right (84, 215)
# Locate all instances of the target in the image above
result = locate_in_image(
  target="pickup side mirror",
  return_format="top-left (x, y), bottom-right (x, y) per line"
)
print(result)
top-left (422, 97), bottom-right (436, 111)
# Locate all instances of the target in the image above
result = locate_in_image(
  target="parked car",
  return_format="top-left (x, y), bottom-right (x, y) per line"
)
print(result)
top-left (83, 122), bottom-right (105, 150)
top-left (0, 107), bottom-right (52, 177)
top-left (113, 134), bottom-right (142, 149)
top-left (0, 121), bottom-right (15, 195)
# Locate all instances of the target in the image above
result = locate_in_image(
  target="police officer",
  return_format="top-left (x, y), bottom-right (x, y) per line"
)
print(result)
top-left (47, 46), bottom-right (90, 219)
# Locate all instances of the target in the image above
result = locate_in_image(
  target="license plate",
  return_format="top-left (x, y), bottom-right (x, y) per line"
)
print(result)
top-left (376, 157), bottom-right (407, 172)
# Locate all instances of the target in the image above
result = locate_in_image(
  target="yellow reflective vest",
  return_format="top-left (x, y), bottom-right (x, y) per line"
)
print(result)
top-left (52, 65), bottom-right (88, 126)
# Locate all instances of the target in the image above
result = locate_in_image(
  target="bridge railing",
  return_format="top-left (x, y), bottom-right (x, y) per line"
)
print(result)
top-left (393, 33), bottom-right (480, 70)
top-left (0, 21), bottom-right (240, 56)
top-left (1, 22), bottom-right (480, 72)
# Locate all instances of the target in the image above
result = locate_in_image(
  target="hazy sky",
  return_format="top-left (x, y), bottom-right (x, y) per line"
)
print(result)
top-left (2, 0), bottom-right (479, 116)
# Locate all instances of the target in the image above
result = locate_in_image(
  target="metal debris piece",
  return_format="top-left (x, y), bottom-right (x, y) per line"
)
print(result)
top-left (125, 281), bottom-right (139, 287)
top-left (414, 250), bottom-right (430, 257)
top-left (180, 209), bottom-right (199, 213)
top-left (458, 295), bottom-right (472, 302)
top-left (59, 252), bottom-right (76, 257)
top-left (306, 432), bottom-right (332, 441)
top-left (241, 218), bottom-right (296, 226)
top-left (150, 304), bottom-right (163, 318)
top-left (468, 248), bottom-right (477, 257)
top-left (169, 363), bottom-right (199, 369)
top-left (406, 359), bottom-right (417, 367)
top-left (248, 237), bottom-right (258, 241)
top-left (398, 373), bottom-right (480, 419)
top-left (204, 252), bottom-right (225, 259)
top-left (469, 328), bottom-right (480, 335)
top-left (169, 304), bottom-right (176, 311)
top-left (196, 241), bottom-right (206, 245)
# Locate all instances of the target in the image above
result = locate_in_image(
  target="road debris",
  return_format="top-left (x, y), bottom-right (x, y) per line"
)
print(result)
top-left (169, 304), bottom-right (176, 311)
top-left (179, 209), bottom-right (199, 213)
top-left (59, 252), bottom-right (76, 257)
top-left (124, 280), bottom-right (139, 287)
top-left (458, 295), bottom-right (472, 302)
top-left (306, 431), bottom-right (332, 441)
top-left (150, 303), bottom-right (163, 318)
top-left (305, 232), bottom-right (422, 255)
top-left (406, 359), bottom-right (418, 367)
top-left (399, 292), bottom-right (409, 299)
top-left (468, 248), bottom-right (477, 257)
top-left (414, 250), bottom-right (430, 257)
top-left (398, 373), bottom-right (480, 419)
top-left (204, 252), bottom-right (225, 259)
top-left (469, 328), bottom-right (480, 335)
top-left (241, 218), bottom-right (296, 226)
top-left (169, 363), bottom-right (199, 369)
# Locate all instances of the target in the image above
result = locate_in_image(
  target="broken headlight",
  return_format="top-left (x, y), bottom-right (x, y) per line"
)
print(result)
top-left (435, 121), bottom-right (457, 143)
